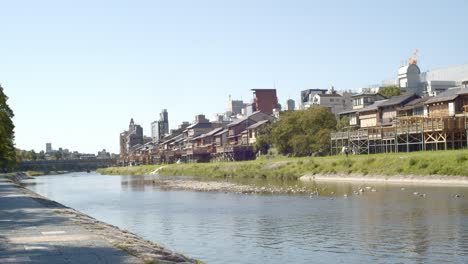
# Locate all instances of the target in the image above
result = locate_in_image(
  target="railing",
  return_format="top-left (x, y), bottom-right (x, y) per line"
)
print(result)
top-left (186, 146), bottom-right (211, 155)
top-left (332, 116), bottom-right (468, 141)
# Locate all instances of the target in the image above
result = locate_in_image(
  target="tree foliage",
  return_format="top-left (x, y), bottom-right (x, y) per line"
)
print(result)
top-left (253, 124), bottom-right (272, 155)
top-left (0, 85), bottom-right (16, 171)
top-left (336, 116), bottom-right (350, 130)
top-left (270, 106), bottom-right (337, 156)
top-left (379, 86), bottom-right (401, 98)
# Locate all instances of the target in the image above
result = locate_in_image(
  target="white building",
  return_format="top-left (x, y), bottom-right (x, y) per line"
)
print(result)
top-left (306, 86), bottom-right (353, 116)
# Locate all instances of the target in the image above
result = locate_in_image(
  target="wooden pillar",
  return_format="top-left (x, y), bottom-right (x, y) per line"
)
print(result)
top-left (444, 132), bottom-right (447, 150)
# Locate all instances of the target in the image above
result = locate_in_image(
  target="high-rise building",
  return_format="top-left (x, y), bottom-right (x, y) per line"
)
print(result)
top-left (151, 121), bottom-right (161, 142)
top-left (151, 109), bottom-right (170, 143)
top-left (127, 118), bottom-right (143, 149)
top-left (120, 118), bottom-right (144, 159)
top-left (159, 109), bottom-right (169, 136)
top-left (227, 95), bottom-right (246, 115)
top-left (46, 143), bottom-right (52, 153)
top-left (285, 99), bottom-right (295, 111)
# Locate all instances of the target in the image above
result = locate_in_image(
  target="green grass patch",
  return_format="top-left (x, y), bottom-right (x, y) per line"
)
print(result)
top-left (98, 149), bottom-right (468, 180)
top-left (25, 170), bottom-right (44, 177)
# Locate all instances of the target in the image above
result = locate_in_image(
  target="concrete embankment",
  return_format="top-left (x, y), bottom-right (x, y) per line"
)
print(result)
top-left (0, 174), bottom-right (199, 264)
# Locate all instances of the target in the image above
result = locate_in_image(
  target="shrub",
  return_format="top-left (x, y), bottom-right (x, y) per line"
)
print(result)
top-left (409, 158), bottom-right (418, 166)
top-left (456, 154), bottom-right (467, 163)
top-left (418, 162), bottom-right (429, 169)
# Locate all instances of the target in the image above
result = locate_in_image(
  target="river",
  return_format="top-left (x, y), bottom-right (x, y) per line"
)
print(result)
top-left (22, 172), bottom-right (468, 264)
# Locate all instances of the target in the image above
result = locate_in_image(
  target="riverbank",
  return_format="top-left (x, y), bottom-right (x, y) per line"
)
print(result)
top-left (1, 174), bottom-right (199, 264)
top-left (98, 150), bottom-right (468, 184)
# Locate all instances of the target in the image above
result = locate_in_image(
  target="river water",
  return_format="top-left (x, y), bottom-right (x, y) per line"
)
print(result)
top-left (23, 172), bottom-right (468, 264)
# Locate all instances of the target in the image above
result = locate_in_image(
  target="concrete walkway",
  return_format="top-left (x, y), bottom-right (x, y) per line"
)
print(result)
top-left (0, 176), bottom-right (142, 264)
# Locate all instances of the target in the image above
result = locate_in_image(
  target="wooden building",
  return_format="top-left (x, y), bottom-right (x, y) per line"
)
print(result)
top-left (331, 87), bottom-right (468, 155)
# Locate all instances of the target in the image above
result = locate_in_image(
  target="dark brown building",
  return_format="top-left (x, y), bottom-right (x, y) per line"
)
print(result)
top-left (251, 89), bottom-right (278, 114)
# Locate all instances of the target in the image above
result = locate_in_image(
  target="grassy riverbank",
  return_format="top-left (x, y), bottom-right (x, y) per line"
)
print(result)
top-left (98, 149), bottom-right (468, 180)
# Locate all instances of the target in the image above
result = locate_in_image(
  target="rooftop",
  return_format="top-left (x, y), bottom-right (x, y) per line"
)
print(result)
top-left (247, 120), bottom-right (270, 130)
top-left (357, 99), bottom-right (388, 113)
top-left (186, 122), bottom-right (213, 129)
top-left (378, 93), bottom-right (417, 108)
top-left (426, 86), bottom-right (468, 104)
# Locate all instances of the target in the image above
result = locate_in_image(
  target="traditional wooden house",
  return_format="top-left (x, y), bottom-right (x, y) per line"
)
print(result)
top-left (184, 122), bottom-right (218, 149)
top-left (226, 111), bottom-right (276, 145)
top-left (338, 109), bottom-right (359, 127)
top-left (200, 127), bottom-right (224, 146)
top-left (377, 93), bottom-right (419, 126)
top-left (352, 93), bottom-right (386, 109)
top-left (247, 120), bottom-right (270, 144)
top-left (426, 87), bottom-right (468, 117)
top-left (397, 96), bottom-right (430, 117)
top-left (357, 99), bottom-right (388, 128)
top-left (213, 129), bottom-right (228, 146)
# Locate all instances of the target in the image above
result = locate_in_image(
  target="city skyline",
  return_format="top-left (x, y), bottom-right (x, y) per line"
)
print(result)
top-left (2, 0), bottom-right (468, 153)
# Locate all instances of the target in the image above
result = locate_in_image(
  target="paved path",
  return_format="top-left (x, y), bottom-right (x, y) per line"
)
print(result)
top-left (0, 176), bottom-right (142, 264)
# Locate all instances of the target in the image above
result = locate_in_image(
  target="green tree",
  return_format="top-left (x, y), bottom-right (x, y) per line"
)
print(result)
top-left (30, 150), bottom-right (37, 161)
top-left (270, 106), bottom-right (337, 156)
top-left (379, 86), bottom-right (401, 98)
top-left (38, 150), bottom-right (46, 160)
top-left (253, 124), bottom-right (273, 155)
top-left (0, 85), bottom-right (16, 171)
top-left (53, 151), bottom-right (63, 160)
top-left (336, 116), bottom-right (350, 130)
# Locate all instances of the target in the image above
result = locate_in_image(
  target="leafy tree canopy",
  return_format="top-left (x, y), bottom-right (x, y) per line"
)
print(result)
top-left (0, 85), bottom-right (16, 171)
top-left (378, 86), bottom-right (401, 98)
top-left (270, 106), bottom-right (337, 156)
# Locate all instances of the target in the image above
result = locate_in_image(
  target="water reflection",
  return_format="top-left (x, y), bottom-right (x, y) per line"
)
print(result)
top-left (22, 173), bottom-right (468, 264)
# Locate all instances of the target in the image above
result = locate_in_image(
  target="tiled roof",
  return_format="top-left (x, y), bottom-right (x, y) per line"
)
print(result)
top-left (338, 109), bottom-right (358, 115)
top-left (357, 99), bottom-right (388, 113)
top-left (399, 96), bottom-right (431, 111)
top-left (186, 122), bottom-right (213, 129)
top-left (426, 87), bottom-right (468, 104)
top-left (214, 129), bottom-right (228, 136)
top-left (247, 120), bottom-right (269, 129)
top-left (227, 111), bottom-right (263, 127)
top-left (378, 93), bottom-right (417, 107)
top-left (202, 127), bottom-right (224, 137)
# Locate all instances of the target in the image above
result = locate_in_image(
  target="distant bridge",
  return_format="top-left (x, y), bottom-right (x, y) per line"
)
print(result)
top-left (19, 159), bottom-right (117, 172)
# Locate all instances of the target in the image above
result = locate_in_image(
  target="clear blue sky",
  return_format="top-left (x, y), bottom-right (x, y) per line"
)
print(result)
top-left (2, 0), bottom-right (467, 154)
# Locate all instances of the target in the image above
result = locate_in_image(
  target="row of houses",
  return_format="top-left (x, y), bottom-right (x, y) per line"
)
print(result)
top-left (332, 86), bottom-right (468, 154)
top-left (121, 111), bottom-right (276, 165)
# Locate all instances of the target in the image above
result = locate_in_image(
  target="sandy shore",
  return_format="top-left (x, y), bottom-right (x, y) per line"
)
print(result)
top-left (300, 173), bottom-right (468, 186)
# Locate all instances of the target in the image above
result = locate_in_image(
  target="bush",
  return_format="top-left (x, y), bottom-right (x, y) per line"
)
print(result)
top-left (418, 162), bottom-right (429, 169)
top-left (456, 154), bottom-right (467, 163)
top-left (409, 158), bottom-right (418, 166)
